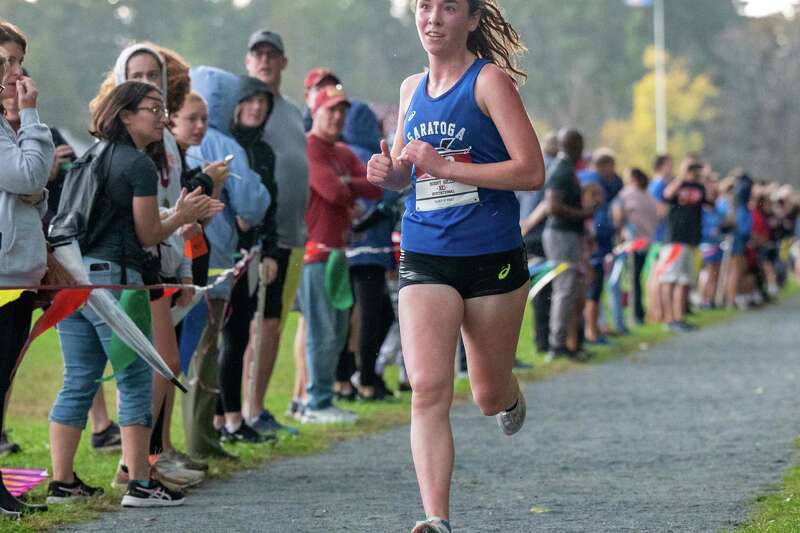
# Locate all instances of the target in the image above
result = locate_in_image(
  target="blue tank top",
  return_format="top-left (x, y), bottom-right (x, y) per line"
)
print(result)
top-left (401, 59), bottom-right (522, 256)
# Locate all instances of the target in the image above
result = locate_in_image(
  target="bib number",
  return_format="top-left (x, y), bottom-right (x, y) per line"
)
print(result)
top-left (415, 174), bottom-right (479, 212)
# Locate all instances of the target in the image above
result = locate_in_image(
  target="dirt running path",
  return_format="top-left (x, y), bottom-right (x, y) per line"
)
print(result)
top-left (75, 297), bottom-right (800, 532)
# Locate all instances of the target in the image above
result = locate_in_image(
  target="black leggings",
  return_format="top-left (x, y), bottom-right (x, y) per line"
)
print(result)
top-left (0, 293), bottom-right (34, 435)
top-left (217, 275), bottom-right (255, 415)
top-left (350, 265), bottom-right (395, 388)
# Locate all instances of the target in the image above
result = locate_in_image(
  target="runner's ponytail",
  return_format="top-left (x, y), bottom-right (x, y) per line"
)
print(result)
top-left (466, 0), bottom-right (527, 84)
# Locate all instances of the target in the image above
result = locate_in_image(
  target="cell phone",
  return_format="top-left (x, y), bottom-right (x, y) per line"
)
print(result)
top-left (224, 154), bottom-right (235, 164)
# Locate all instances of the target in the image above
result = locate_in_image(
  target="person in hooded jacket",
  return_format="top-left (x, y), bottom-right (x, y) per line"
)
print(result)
top-left (0, 21), bottom-right (55, 518)
top-left (215, 75), bottom-right (283, 443)
top-left (181, 65), bottom-right (270, 460)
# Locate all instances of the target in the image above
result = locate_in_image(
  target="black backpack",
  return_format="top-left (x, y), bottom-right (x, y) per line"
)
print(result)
top-left (48, 141), bottom-right (115, 250)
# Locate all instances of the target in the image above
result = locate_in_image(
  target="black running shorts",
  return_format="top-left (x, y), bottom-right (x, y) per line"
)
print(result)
top-left (398, 246), bottom-right (529, 299)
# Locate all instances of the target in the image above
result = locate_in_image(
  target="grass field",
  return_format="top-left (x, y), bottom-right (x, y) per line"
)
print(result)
top-left (0, 289), bottom-right (793, 532)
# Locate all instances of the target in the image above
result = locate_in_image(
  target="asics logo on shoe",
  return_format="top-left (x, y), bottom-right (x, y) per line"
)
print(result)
top-left (498, 263), bottom-right (511, 280)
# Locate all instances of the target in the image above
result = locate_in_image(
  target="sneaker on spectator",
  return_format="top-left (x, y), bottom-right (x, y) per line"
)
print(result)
top-left (111, 463), bottom-right (129, 490)
top-left (0, 431), bottom-right (20, 456)
top-left (545, 346), bottom-right (571, 363)
top-left (90, 421), bottom-right (122, 452)
top-left (250, 409), bottom-right (299, 436)
top-left (285, 400), bottom-right (303, 420)
top-left (513, 358), bottom-right (533, 369)
top-left (152, 455), bottom-right (205, 491)
top-left (567, 348), bottom-right (593, 363)
top-left (121, 479), bottom-right (184, 508)
top-left (220, 422), bottom-right (276, 444)
top-left (496, 392), bottom-right (526, 436)
top-left (411, 517), bottom-right (452, 533)
top-left (301, 405), bottom-right (358, 424)
top-left (160, 448), bottom-right (208, 472)
top-left (46, 473), bottom-right (103, 504)
top-left (667, 320), bottom-right (695, 333)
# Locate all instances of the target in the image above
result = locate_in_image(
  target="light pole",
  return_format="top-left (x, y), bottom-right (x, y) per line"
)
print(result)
top-left (653, 0), bottom-right (668, 154)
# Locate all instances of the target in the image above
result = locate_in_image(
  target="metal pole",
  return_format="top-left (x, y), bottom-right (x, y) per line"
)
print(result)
top-left (654, 0), bottom-right (668, 154)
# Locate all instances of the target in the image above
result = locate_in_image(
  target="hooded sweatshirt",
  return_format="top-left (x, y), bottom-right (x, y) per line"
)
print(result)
top-left (0, 109), bottom-right (54, 286)
top-left (230, 76), bottom-right (279, 259)
top-left (188, 66), bottom-right (270, 276)
top-left (113, 43), bottom-right (190, 279)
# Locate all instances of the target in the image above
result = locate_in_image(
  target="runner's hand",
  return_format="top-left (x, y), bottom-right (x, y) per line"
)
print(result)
top-left (180, 222), bottom-right (202, 240)
top-left (398, 140), bottom-right (449, 178)
top-left (367, 140), bottom-right (394, 186)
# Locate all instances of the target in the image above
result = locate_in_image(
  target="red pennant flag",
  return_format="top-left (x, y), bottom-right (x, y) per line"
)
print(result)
top-left (161, 288), bottom-right (180, 300)
top-left (18, 288), bottom-right (91, 361)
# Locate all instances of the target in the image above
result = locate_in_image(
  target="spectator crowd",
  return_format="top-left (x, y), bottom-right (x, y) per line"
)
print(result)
top-left (1, 16), bottom-right (800, 517)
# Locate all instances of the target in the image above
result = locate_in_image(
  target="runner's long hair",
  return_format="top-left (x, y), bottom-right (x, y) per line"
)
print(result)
top-left (412, 0), bottom-right (527, 83)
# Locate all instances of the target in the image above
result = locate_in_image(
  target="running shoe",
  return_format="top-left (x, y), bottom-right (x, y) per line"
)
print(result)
top-left (411, 517), bottom-right (452, 533)
top-left (121, 479), bottom-right (184, 508)
top-left (152, 456), bottom-right (205, 490)
top-left (90, 421), bottom-right (122, 452)
top-left (220, 423), bottom-right (276, 444)
top-left (496, 392), bottom-right (526, 436)
top-left (250, 409), bottom-right (299, 436)
top-left (0, 431), bottom-right (21, 456)
top-left (46, 473), bottom-right (103, 504)
top-left (300, 405), bottom-right (358, 424)
top-left (160, 448), bottom-right (208, 472)
top-left (1, 475), bottom-right (46, 518)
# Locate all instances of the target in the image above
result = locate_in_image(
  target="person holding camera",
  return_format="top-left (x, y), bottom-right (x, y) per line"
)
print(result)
top-left (46, 81), bottom-right (222, 509)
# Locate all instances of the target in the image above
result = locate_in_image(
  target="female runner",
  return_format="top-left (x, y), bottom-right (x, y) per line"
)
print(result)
top-left (366, 1), bottom-right (544, 532)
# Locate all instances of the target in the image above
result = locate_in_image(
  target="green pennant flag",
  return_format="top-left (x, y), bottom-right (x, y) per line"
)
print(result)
top-left (101, 289), bottom-right (151, 381)
top-left (324, 249), bottom-right (353, 311)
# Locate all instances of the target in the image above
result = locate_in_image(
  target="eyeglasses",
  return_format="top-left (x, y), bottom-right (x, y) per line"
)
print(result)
top-left (250, 49), bottom-right (283, 61)
top-left (136, 105), bottom-right (168, 118)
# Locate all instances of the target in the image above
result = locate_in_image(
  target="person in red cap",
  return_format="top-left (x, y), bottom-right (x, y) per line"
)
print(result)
top-left (299, 85), bottom-right (381, 424)
top-left (302, 68), bottom-right (341, 132)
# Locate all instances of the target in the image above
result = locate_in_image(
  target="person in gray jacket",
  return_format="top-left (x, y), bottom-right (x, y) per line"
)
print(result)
top-left (0, 20), bottom-right (54, 518)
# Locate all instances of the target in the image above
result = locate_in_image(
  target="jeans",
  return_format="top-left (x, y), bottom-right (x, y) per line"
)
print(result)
top-left (50, 257), bottom-right (153, 428)
top-left (300, 262), bottom-right (350, 410)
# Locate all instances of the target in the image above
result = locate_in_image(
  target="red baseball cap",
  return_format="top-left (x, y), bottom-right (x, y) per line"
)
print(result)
top-left (312, 85), bottom-right (351, 115)
top-left (304, 68), bottom-right (341, 90)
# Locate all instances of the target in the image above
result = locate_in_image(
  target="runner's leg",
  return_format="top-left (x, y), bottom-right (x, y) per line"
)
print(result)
top-left (461, 283), bottom-right (528, 416)
top-left (400, 284), bottom-right (463, 521)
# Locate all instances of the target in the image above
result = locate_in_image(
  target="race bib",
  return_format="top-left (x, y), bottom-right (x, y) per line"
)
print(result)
top-left (414, 146), bottom-right (479, 212)
top-left (415, 175), bottom-right (480, 212)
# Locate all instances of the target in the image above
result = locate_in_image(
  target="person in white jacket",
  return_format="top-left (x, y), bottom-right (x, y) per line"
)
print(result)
top-left (0, 20), bottom-right (54, 518)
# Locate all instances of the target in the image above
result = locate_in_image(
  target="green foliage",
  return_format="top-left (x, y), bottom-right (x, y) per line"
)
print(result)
top-left (602, 46), bottom-right (719, 169)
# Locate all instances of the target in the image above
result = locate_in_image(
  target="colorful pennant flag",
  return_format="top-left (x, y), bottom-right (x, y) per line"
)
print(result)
top-left (0, 468), bottom-right (48, 498)
top-left (0, 289), bottom-right (24, 310)
top-left (103, 289), bottom-right (151, 381)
